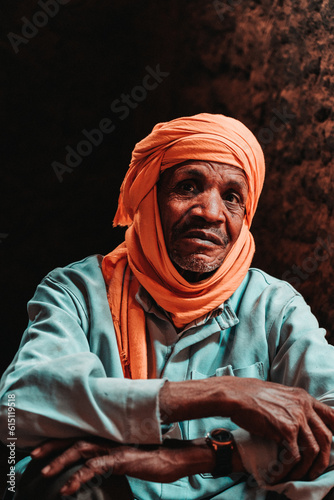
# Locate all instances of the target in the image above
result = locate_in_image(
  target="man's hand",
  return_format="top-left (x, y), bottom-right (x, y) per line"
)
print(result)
top-left (230, 379), bottom-right (334, 483)
top-left (31, 437), bottom-right (221, 496)
top-left (160, 377), bottom-right (334, 484)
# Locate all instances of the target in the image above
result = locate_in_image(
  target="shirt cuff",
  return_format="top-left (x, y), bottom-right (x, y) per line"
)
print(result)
top-left (125, 378), bottom-right (168, 445)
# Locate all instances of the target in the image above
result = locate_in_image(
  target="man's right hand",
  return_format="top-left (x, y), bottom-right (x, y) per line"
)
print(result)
top-left (159, 377), bottom-right (334, 484)
top-left (32, 437), bottom-right (218, 495)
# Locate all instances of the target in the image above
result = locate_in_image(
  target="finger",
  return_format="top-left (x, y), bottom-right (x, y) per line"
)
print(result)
top-left (308, 416), bottom-right (332, 480)
top-left (41, 440), bottom-right (101, 476)
top-left (31, 438), bottom-right (76, 459)
top-left (313, 400), bottom-right (334, 431)
top-left (289, 413), bottom-right (332, 481)
top-left (263, 413), bottom-right (319, 486)
top-left (60, 457), bottom-right (113, 496)
top-left (273, 421), bottom-right (301, 467)
top-left (286, 421), bottom-right (320, 482)
top-left (270, 407), bottom-right (333, 484)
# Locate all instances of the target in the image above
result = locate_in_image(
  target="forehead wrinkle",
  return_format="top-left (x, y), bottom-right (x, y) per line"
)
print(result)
top-left (224, 179), bottom-right (248, 192)
top-left (171, 164), bottom-right (248, 191)
top-left (173, 167), bottom-right (204, 179)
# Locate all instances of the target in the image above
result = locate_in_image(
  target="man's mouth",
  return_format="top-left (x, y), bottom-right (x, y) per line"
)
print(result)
top-left (182, 229), bottom-right (225, 246)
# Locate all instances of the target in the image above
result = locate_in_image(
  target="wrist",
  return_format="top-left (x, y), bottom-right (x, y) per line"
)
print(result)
top-left (163, 438), bottom-right (216, 475)
top-left (205, 428), bottom-right (235, 477)
top-left (189, 438), bottom-right (217, 472)
top-left (204, 428), bottom-right (246, 476)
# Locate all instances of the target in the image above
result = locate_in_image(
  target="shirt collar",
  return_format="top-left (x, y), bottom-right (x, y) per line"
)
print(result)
top-left (135, 285), bottom-right (239, 333)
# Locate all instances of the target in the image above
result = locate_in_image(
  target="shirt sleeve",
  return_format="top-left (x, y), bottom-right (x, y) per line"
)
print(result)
top-left (234, 290), bottom-right (334, 499)
top-left (0, 260), bottom-right (166, 450)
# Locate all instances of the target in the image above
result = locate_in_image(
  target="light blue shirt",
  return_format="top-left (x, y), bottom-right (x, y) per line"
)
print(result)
top-left (1, 254), bottom-right (334, 499)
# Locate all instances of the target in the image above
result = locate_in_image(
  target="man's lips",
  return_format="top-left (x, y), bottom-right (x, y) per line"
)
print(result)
top-left (181, 229), bottom-right (224, 245)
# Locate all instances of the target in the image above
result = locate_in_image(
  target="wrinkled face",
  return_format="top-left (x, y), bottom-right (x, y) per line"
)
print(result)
top-left (157, 160), bottom-right (248, 282)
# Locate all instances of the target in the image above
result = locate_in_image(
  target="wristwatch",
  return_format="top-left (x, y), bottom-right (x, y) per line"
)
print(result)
top-left (205, 428), bottom-right (234, 477)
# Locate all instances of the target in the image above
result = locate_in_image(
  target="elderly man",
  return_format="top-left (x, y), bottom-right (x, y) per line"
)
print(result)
top-left (1, 113), bottom-right (334, 500)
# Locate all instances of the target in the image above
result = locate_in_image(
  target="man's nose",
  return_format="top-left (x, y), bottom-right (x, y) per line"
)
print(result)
top-left (191, 190), bottom-right (225, 223)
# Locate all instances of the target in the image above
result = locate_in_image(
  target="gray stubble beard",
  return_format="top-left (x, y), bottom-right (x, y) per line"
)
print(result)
top-left (170, 250), bottom-right (227, 275)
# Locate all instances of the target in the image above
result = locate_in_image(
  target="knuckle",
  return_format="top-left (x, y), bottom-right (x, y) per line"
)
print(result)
top-left (293, 386), bottom-right (306, 398)
top-left (76, 466), bottom-right (92, 481)
top-left (325, 427), bottom-right (333, 441)
top-left (285, 425), bottom-right (298, 443)
top-left (89, 456), bottom-right (112, 474)
top-left (321, 430), bottom-right (333, 452)
top-left (311, 442), bottom-right (320, 457)
top-left (294, 387), bottom-right (311, 407)
top-left (74, 440), bottom-right (87, 450)
top-left (74, 440), bottom-right (94, 456)
top-left (89, 456), bottom-right (104, 469)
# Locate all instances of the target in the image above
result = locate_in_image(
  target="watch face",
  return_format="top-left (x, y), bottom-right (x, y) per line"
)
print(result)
top-left (210, 428), bottom-right (233, 445)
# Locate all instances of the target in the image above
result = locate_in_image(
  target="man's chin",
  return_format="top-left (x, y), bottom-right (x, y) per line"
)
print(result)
top-left (170, 254), bottom-right (224, 280)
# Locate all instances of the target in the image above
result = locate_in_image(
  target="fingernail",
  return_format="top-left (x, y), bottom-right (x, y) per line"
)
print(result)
top-left (41, 465), bottom-right (51, 475)
top-left (60, 482), bottom-right (71, 494)
top-left (31, 447), bottom-right (41, 458)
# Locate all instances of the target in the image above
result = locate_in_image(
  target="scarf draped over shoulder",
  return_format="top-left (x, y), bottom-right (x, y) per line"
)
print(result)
top-left (102, 113), bottom-right (265, 378)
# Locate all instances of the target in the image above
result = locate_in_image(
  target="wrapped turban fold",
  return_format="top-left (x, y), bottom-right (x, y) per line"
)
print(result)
top-left (102, 113), bottom-right (265, 378)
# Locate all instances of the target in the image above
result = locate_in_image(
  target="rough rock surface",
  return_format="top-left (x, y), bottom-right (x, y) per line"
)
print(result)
top-left (170, 0), bottom-right (334, 342)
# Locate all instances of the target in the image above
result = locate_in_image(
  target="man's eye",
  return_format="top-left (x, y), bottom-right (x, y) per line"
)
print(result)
top-left (224, 193), bottom-right (240, 204)
top-left (179, 182), bottom-right (195, 192)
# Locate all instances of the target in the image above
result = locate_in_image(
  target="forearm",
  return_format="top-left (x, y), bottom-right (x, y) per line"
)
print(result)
top-left (159, 377), bottom-right (238, 424)
top-left (36, 435), bottom-right (245, 495)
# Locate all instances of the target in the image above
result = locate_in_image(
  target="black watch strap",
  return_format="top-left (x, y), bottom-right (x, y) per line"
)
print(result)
top-left (205, 428), bottom-right (234, 477)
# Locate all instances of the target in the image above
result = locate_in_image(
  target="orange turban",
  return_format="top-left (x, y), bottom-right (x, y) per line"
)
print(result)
top-left (102, 113), bottom-right (265, 379)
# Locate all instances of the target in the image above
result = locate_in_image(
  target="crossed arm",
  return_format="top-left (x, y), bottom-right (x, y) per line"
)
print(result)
top-left (34, 376), bottom-right (334, 496)
top-left (2, 266), bottom-right (333, 496)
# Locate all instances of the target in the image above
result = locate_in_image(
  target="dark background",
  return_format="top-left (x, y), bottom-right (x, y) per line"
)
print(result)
top-left (0, 0), bottom-right (334, 489)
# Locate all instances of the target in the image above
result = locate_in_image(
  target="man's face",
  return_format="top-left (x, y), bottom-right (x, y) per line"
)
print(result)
top-left (158, 161), bottom-right (248, 282)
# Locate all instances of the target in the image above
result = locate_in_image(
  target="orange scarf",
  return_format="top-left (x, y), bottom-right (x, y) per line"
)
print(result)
top-left (102, 113), bottom-right (265, 379)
